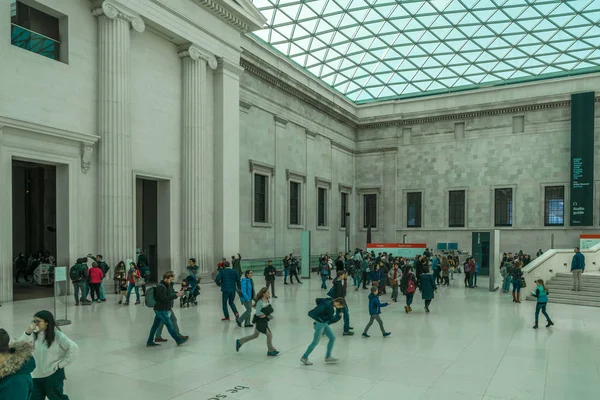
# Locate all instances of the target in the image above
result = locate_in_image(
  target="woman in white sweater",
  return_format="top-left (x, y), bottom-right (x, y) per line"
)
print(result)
top-left (20, 310), bottom-right (78, 400)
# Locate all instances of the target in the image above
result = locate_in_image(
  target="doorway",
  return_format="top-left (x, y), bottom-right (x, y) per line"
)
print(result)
top-left (12, 160), bottom-right (57, 300)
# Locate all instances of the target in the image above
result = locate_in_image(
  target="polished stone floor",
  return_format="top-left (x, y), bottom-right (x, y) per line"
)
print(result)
top-left (1, 275), bottom-right (599, 400)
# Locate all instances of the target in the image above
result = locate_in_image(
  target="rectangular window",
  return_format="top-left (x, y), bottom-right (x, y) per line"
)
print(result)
top-left (290, 182), bottom-right (301, 225)
top-left (407, 192), bottom-right (422, 227)
top-left (317, 188), bottom-right (327, 227)
top-left (340, 192), bottom-right (348, 228)
top-left (544, 186), bottom-right (565, 226)
top-left (448, 190), bottom-right (466, 227)
top-left (363, 194), bottom-right (377, 228)
top-left (11, 1), bottom-right (61, 61)
top-left (254, 174), bottom-right (267, 223)
top-left (494, 188), bottom-right (513, 226)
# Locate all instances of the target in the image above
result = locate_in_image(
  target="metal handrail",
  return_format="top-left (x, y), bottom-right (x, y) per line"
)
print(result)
top-left (11, 23), bottom-right (61, 44)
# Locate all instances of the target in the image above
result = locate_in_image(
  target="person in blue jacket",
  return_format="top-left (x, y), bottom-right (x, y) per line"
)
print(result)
top-left (237, 270), bottom-right (255, 328)
top-left (362, 287), bottom-right (391, 338)
top-left (571, 247), bottom-right (585, 291)
top-left (301, 297), bottom-right (345, 365)
top-left (215, 261), bottom-right (241, 322)
top-left (0, 329), bottom-right (36, 400)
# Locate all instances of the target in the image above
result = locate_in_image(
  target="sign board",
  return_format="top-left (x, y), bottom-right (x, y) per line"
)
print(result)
top-left (570, 92), bottom-right (595, 226)
top-left (366, 243), bottom-right (426, 258)
top-left (54, 266), bottom-right (67, 282)
top-left (580, 234), bottom-right (600, 250)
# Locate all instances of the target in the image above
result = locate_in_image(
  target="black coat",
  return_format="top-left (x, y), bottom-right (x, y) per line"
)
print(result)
top-left (154, 281), bottom-right (177, 311)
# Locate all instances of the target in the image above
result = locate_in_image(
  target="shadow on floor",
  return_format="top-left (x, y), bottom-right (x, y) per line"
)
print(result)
top-left (13, 282), bottom-right (54, 301)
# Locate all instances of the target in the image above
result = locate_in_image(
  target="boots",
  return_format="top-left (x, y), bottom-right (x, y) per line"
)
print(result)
top-left (516, 293), bottom-right (521, 303)
top-left (546, 320), bottom-right (554, 328)
top-left (512, 292), bottom-right (517, 303)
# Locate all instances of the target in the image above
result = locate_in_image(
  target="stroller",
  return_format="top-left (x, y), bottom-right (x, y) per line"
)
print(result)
top-left (180, 272), bottom-right (200, 307)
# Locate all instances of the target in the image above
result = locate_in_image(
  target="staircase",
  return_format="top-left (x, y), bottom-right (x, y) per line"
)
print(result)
top-left (526, 272), bottom-right (600, 307)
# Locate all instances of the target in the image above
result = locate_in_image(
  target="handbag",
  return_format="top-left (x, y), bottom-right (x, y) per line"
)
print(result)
top-left (134, 276), bottom-right (146, 287)
top-left (519, 277), bottom-right (526, 288)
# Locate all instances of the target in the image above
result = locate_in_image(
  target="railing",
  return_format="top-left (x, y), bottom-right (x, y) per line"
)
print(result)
top-left (11, 23), bottom-right (60, 60)
top-left (238, 255), bottom-right (325, 274)
top-left (522, 243), bottom-right (600, 289)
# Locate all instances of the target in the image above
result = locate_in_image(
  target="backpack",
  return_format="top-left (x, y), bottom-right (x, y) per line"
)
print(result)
top-left (69, 265), bottom-right (81, 281)
top-left (308, 298), bottom-right (329, 321)
top-left (99, 262), bottom-right (110, 276)
top-left (144, 286), bottom-right (156, 308)
top-left (407, 276), bottom-right (416, 294)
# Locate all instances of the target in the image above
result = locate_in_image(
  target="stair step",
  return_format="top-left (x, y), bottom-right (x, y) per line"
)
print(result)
top-left (545, 289), bottom-right (600, 298)
top-left (554, 273), bottom-right (600, 280)
top-left (526, 296), bottom-right (600, 308)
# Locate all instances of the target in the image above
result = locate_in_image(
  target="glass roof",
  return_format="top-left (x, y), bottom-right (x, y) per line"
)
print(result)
top-left (250, 0), bottom-right (600, 104)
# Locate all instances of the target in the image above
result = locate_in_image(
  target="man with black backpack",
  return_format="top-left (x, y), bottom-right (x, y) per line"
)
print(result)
top-left (70, 258), bottom-right (91, 305)
top-left (301, 297), bottom-right (346, 365)
top-left (96, 254), bottom-right (109, 302)
top-left (146, 271), bottom-right (189, 347)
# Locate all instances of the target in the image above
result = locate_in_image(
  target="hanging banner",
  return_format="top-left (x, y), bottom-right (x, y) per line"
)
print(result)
top-left (570, 92), bottom-right (595, 226)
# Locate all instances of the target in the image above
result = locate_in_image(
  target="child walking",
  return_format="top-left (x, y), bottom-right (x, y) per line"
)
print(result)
top-left (362, 287), bottom-right (391, 338)
top-left (400, 266), bottom-right (417, 313)
top-left (117, 278), bottom-right (127, 304)
top-left (235, 288), bottom-right (279, 356)
top-left (532, 279), bottom-right (554, 329)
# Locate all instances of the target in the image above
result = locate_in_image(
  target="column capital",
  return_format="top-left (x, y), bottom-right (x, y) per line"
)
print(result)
top-left (217, 58), bottom-right (245, 77)
top-left (92, 0), bottom-right (145, 33)
top-left (178, 44), bottom-right (218, 70)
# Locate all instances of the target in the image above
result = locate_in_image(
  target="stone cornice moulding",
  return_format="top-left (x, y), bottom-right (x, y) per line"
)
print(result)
top-left (357, 186), bottom-right (382, 194)
top-left (217, 58), bottom-right (245, 77)
top-left (249, 159), bottom-right (275, 176)
top-left (305, 129), bottom-right (318, 138)
top-left (178, 44), bottom-right (218, 70)
top-left (0, 116), bottom-right (100, 147)
top-left (331, 141), bottom-right (355, 155)
top-left (239, 100), bottom-right (252, 113)
top-left (240, 51), bottom-right (358, 128)
top-left (338, 183), bottom-right (353, 194)
top-left (274, 116), bottom-right (288, 127)
top-left (191, 0), bottom-right (266, 33)
top-left (286, 168), bottom-right (306, 183)
top-left (91, 0), bottom-right (145, 33)
top-left (356, 147), bottom-right (398, 156)
top-left (315, 177), bottom-right (332, 189)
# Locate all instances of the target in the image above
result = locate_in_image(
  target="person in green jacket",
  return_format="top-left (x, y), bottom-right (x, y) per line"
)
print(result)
top-left (418, 267), bottom-right (437, 313)
top-left (0, 329), bottom-right (36, 400)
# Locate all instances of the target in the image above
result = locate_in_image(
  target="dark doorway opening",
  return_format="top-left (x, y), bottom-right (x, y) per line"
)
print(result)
top-left (136, 178), bottom-right (158, 283)
top-left (12, 160), bottom-right (57, 300)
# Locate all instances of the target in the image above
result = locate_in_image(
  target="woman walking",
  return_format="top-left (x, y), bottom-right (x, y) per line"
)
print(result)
top-left (400, 266), bottom-right (417, 313)
top-left (0, 329), bottom-right (36, 400)
top-left (20, 310), bottom-right (78, 400)
top-left (87, 262), bottom-right (104, 303)
top-left (532, 279), bottom-right (554, 329)
top-left (510, 262), bottom-right (523, 303)
top-left (237, 270), bottom-right (255, 328)
top-left (235, 288), bottom-right (279, 356)
top-left (419, 267), bottom-right (437, 313)
top-left (125, 262), bottom-right (141, 305)
top-left (441, 256), bottom-right (450, 286)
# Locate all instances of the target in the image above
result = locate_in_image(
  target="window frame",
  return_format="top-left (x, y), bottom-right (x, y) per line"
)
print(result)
top-left (339, 184), bottom-right (352, 231)
top-left (358, 187), bottom-right (381, 231)
top-left (315, 177), bottom-right (331, 229)
top-left (406, 191), bottom-right (423, 228)
top-left (493, 187), bottom-right (515, 227)
top-left (249, 160), bottom-right (274, 228)
top-left (286, 169), bottom-right (306, 229)
top-left (448, 189), bottom-right (466, 228)
top-left (543, 184), bottom-right (566, 227)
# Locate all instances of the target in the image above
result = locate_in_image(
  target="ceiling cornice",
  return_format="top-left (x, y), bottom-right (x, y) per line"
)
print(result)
top-left (191, 0), bottom-right (265, 33)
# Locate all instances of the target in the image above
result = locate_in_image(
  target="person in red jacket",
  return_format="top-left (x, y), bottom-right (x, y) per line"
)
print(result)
top-left (88, 262), bottom-right (104, 303)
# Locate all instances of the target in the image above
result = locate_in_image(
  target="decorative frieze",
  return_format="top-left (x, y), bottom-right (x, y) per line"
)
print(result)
top-left (315, 177), bottom-right (332, 189)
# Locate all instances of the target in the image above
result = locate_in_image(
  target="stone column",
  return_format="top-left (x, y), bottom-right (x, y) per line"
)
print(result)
top-left (178, 44), bottom-right (217, 273)
top-left (92, 1), bottom-right (145, 266)
top-left (213, 58), bottom-right (244, 262)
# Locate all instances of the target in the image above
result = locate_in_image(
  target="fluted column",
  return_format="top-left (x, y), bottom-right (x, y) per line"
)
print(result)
top-left (93, 1), bottom-right (145, 266)
top-left (214, 58), bottom-right (245, 262)
top-left (179, 44), bottom-right (217, 273)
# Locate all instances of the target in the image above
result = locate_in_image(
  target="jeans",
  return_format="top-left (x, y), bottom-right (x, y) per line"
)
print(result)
top-left (406, 293), bottom-right (414, 307)
top-left (503, 276), bottom-right (512, 292)
top-left (240, 328), bottom-right (275, 351)
top-left (266, 280), bottom-right (276, 297)
top-left (572, 269), bottom-right (583, 291)
top-left (512, 279), bottom-right (521, 293)
top-left (239, 301), bottom-right (253, 326)
top-left (321, 274), bottom-right (328, 289)
top-left (284, 269), bottom-right (289, 282)
top-left (31, 368), bottom-right (68, 400)
top-left (473, 273), bottom-right (478, 287)
top-left (353, 275), bottom-right (361, 287)
top-left (337, 304), bottom-right (350, 332)
top-left (450, 269), bottom-right (454, 280)
top-left (72, 281), bottom-right (87, 303)
top-left (290, 270), bottom-right (301, 283)
top-left (464, 272), bottom-right (471, 287)
top-left (222, 291), bottom-right (238, 318)
top-left (156, 311), bottom-right (180, 338)
top-left (147, 310), bottom-right (181, 344)
top-left (99, 281), bottom-right (106, 300)
top-left (303, 322), bottom-right (335, 359)
top-left (126, 282), bottom-right (140, 302)
top-left (89, 283), bottom-right (101, 301)
top-left (363, 315), bottom-right (386, 334)
top-left (391, 284), bottom-right (399, 300)
top-left (535, 303), bottom-right (551, 324)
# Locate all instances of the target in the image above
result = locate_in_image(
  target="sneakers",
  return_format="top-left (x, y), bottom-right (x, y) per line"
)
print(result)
top-left (101, 299), bottom-right (107, 302)
top-left (533, 324), bottom-right (539, 329)
top-left (546, 321), bottom-right (554, 328)
top-left (383, 332), bottom-right (391, 337)
top-left (273, 296), bottom-right (278, 298)
top-left (404, 305), bottom-right (409, 313)
top-left (343, 331), bottom-right (354, 336)
top-left (244, 324), bottom-right (254, 328)
top-left (267, 351), bottom-right (279, 356)
top-left (301, 357), bottom-right (313, 365)
top-left (81, 301), bottom-right (92, 305)
top-left (222, 317), bottom-right (230, 322)
top-left (408, 306), bottom-right (412, 312)
top-left (425, 306), bottom-right (430, 313)
top-left (97, 300), bottom-right (102, 304)
top-left (325, 357), bottom-right (338, 363)
top-left (236, 339), bottom-right (242, 352)
top-left (124, 301), bottom-right (130, 305)
top-left (176, 336), bottom-right (189, 346)
top-left (146, 342), bottom-right (160, 348)
top-left (75, 302), bottom-right (80, 306)
top-left (134, 301), bottom-right (140, 305)
top-left (348, 327), bottom-right (354, 330)
top-left (118, 300), bottom-right (122, 305)
top-left (154, 337), bottom-right (167, 343)
top-left (362, 333), bottom-right (370, 338)
top-left (236, 319), bottom-right (242, 328)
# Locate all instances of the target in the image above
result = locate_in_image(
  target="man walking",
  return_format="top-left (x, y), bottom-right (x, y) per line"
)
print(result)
top-left (571, 247), bottom-right (585, 291)
top-left (237, 270), bottom-right (255, 328)
top-left (263, 260), bottom-right (278, 298)
top-left (215, 261), bottom-right (241, 322)
top-left (147, 271), bottom-right (189, 347)
top-left (70, 258), bottom-right (91, 305)
top-left (301, 297), bottom-right (345, 365)
top-left (154, 274), bottom-right (186, 343)
top-left (329, 271), bottom-right (354, 336)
